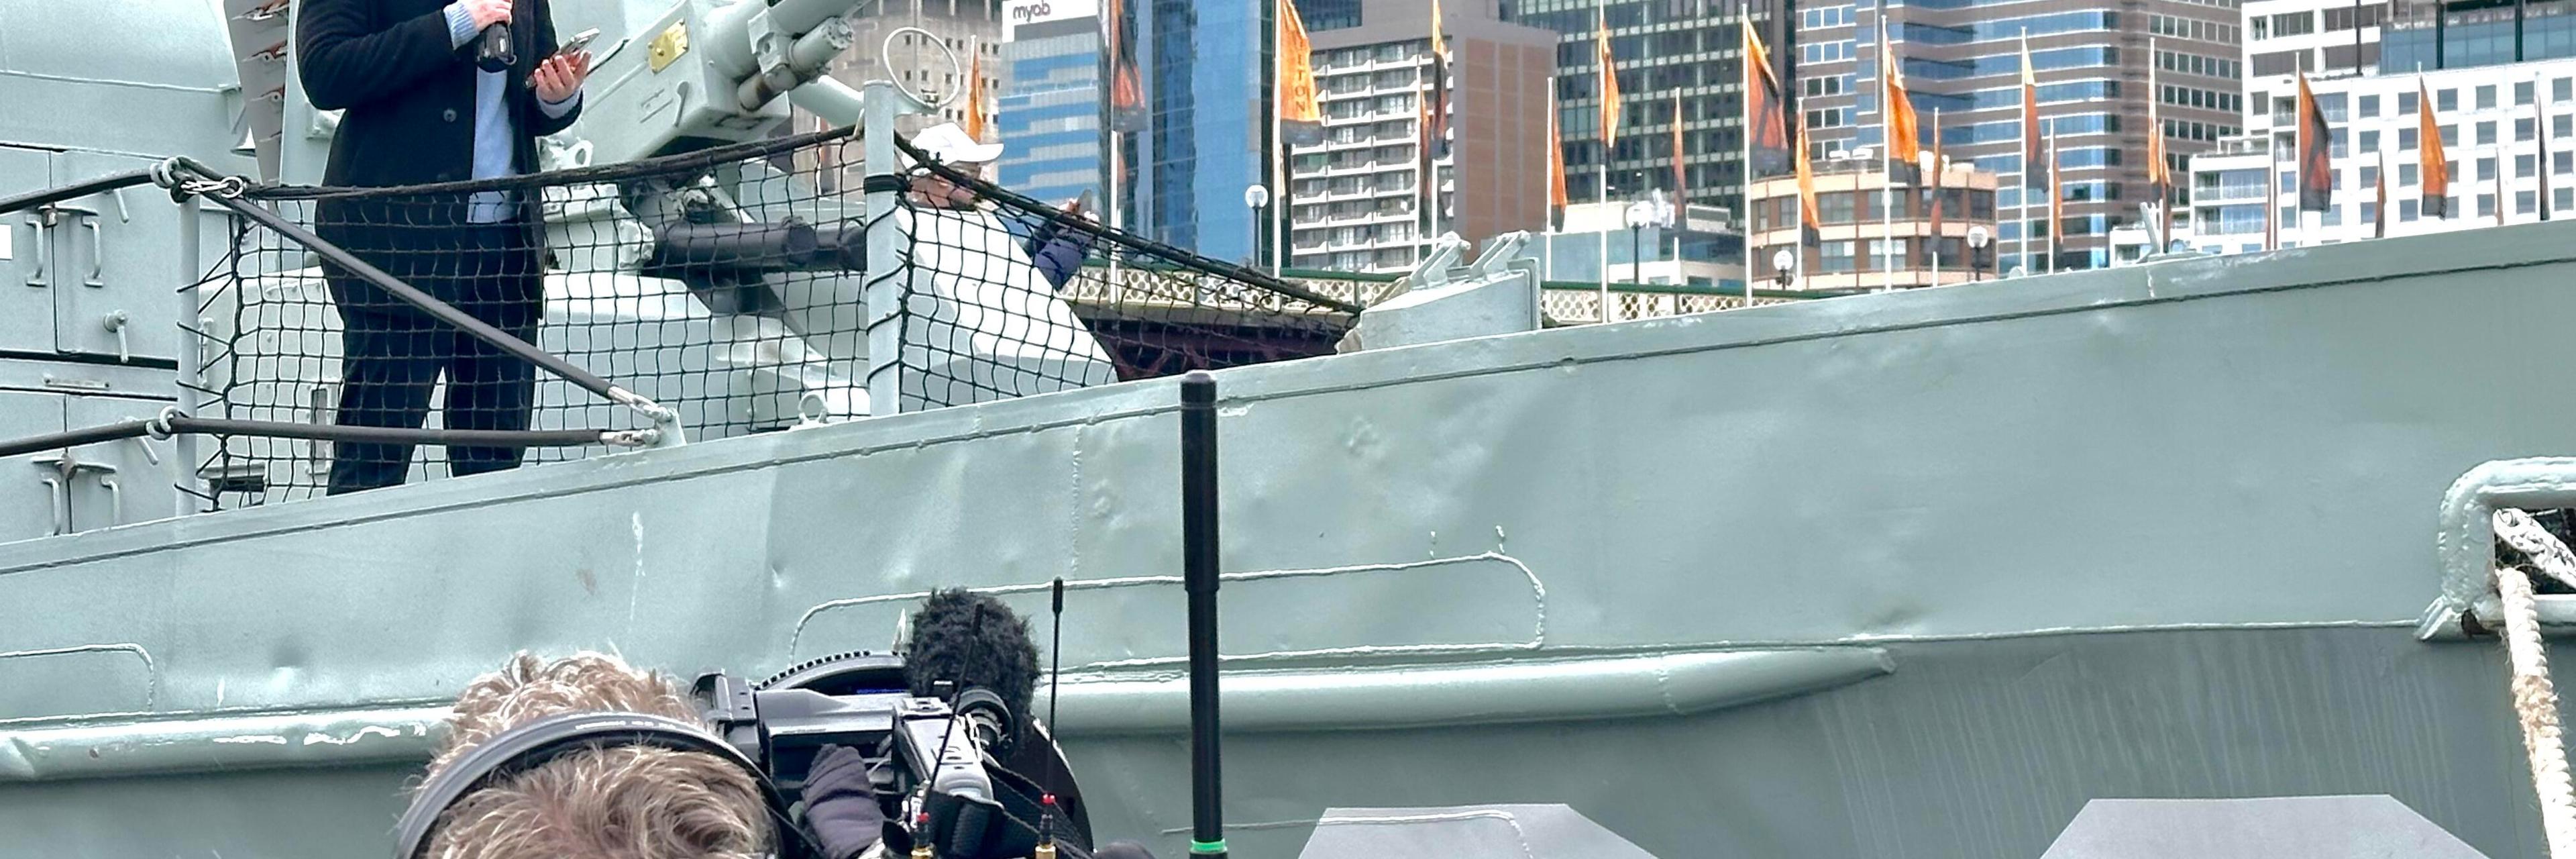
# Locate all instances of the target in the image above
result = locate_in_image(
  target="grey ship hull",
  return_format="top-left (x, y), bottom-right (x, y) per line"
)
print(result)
top-left (5, 225), bottom-right (2573, 857)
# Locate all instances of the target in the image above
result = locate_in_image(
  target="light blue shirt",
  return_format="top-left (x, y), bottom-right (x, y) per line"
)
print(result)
top-left (444, 4), bottom-right (579, 223)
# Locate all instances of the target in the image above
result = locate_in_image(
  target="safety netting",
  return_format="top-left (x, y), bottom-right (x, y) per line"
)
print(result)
top-left (191, 127), bottom-right (1358, 507)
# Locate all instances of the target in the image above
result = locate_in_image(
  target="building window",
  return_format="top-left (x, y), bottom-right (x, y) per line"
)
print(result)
top-left (2561, 79), bottom-right (2576, 103)
top-left (2521, 154), bottom-right (2538, 176)
top-left (2361, 202), bottom-right (2377, 224)
top-left (2361, 164), bottom-right (2379, 187)
top-left (2522, 117), bottom-right (2540, 142)
top-left (2479, 85), bottom-right (2498, 110)
top-left (2402, 199), bottom-right (2420, 220)
top-left (2558, 115), bottom-right (2573, 139)
top-left (2443, 124), bottom-right (2459, 146)
top-left (2272, 11), bottom-right (2315, 35)
top-left (2479, 193), bottom-right (2497, 217)
top-left (2520, 190), bottom-right (2538, 213)
top-left (1820, 240), bottom-right (1856, 273)
top-left (2521, 81), bottom-right (2539, 106)
top-left (2401, 90), bottom-right (2419, 115)
top-left (2559, 151), bottom-right (2575, 174)
top-left (2479, 156), bottom-right (2497, 181)
top-left (2440, 89), bottom-right (2459, 111)
top-left (2401, 162), bottom-right (2418, 185)
top-left (2400, 127), bottom-right (2418, 150)
top-left (2561, 188), bottom-right (2576, 211)
top-left (2479, 121), bottom-right (2498, 146)
top-left (2360, 95), bottom-right (2381, 117)
top-left (2361, 130), bottom-right (2381, 152)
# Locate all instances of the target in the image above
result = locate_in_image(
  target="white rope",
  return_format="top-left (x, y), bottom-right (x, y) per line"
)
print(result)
top-left (2496, 508), bottom-right (2576, 858)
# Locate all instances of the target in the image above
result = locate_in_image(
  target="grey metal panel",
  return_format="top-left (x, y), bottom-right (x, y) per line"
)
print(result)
top-left (0, 146), bottom-right (54, 354)
top-left (2039, 796), bottom-right (2492, 859)
top-left (0, 1), bottom-right (252, 166)
top-left (0, 391), bottom-right (63, 542)
top-left (52, 151), bottom-right (184, 363)
top-left (0, 355), bottom-right (179, 401)
top-left (64, 395), bottom-right (180, 532)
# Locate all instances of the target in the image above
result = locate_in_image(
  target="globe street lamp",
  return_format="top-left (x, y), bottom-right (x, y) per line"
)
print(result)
top-left (1966, 225), bottom-right (1992, 282)
top-left (1771, 247), bottom-right (1797, 290)
top-left (1244, 184), bottom-right (1274, 275)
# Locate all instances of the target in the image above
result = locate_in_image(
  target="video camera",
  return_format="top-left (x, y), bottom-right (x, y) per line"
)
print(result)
top-left (696, 650), bottom-right (1091, 859)
top-left (394, 591), bottom-right (1089, 859)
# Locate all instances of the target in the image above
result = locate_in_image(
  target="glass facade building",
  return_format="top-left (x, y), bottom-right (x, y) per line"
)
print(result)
top-left (1505, 0), bottom-right (1768, 218)
top-left (998, 16), bottom-right (1107, 207)
top-left (2383, 0), bottom-right (2576, 73)
top-left (1120, 0), bottom-right (1274, 264)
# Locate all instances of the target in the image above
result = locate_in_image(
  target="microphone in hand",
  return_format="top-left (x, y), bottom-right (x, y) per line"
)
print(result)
top-left (478, 23), bottom-right (515, 72)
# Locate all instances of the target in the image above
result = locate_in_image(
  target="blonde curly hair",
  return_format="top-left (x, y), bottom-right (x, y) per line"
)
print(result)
top-left (417, 652), bottom-right (774, 859)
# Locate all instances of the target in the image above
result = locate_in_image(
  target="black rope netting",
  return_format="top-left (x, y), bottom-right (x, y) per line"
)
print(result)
top-left (193, 127), bottom-right (1356, 507)
top-left (879, 134), bottom-right (1358, 411)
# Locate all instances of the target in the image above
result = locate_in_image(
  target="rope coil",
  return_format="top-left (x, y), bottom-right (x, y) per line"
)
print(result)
top-left (2496, 507), bottom-right (2576, 858)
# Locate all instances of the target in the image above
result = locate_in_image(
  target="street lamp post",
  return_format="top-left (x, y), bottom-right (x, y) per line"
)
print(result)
top-left (1772, 248), bottom-right (1798, 291)
top-left (1918, 149), bottom-right (1941, 286)
top-left (1966, 225), bottom-right (1991, 282)
top-left (1243, 184), bottom-right (1274, 276)
top-left (1621, 199), bottom-right (1657, 321)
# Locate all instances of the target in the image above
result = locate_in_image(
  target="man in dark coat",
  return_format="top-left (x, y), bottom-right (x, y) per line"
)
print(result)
top-left (297, 0), bottom-right (590, 493)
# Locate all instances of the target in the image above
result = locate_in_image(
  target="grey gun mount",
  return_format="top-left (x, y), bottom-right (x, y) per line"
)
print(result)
top-left (556, 0), bottom-right (862, 164)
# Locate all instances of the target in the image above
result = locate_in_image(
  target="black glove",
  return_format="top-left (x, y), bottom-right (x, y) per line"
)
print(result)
top-left (804, 744), bottom-right (888, 859)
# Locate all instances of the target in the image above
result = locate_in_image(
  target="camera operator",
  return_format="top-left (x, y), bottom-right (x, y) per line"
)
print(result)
top-left (413, 651), bottom-right (791, 858)
top-left (409, 591), bottom-right (1160, 859)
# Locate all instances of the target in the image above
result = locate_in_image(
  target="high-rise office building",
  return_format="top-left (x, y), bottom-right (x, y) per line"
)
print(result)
top-left (1508, 0), bottom-right (1776, 219)
top-left (1282, 0), bottom-right (1558, 272)
top-left (1111, 0), bottom-right (1274, 263)
top-left (997, 0), bottom-right (1106, 207)
top-left (2185, 0), bottom-right (2576, 256)
top-left (794, 0), bottom-right (1005, 192)
top-left (1794, 0), bottom-right (2245, 272)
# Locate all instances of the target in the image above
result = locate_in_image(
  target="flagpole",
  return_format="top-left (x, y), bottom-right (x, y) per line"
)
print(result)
top-left (2017, 28), bottom-right (2029, 276)
top-left (1930, 107), bottom-right (1941, 284)
top-left (1597, 0), bottom-right (1611, 322)
top-left (1881, 12), bottom-right (1899, 291)
top-left (1741, 0), bottom-right (1757, 301)
top-left (1271, 5), bottom-right (1284, 276)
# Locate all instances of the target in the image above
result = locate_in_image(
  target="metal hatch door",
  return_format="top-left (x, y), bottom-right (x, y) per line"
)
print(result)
top-left (51, 150), bottom-right (182, 364)
top-left (0, 390), bottom-right (67, 541)
top-left (0, 146), bottom-right (53, 354)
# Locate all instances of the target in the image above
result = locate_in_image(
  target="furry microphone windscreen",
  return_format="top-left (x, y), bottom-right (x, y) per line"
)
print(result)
top-left (904, 589), bottom-right (1042, 725)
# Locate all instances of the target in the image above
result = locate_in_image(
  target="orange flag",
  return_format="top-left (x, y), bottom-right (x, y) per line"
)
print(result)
top-left (2295, 71), bottom-right (2332, 212)
top-left (1670, 90), bottom-right (1686, 198)
top-left (1595, 6), bottom-right (1622, 146)
top-left (1880, 14), bottom-right (1919, 181)
top-left (2420, 78), bottom-right (2451, 217)
top-left (965, 50), bottom-right (987, 142)
top-left (1549, 86), bottom-right (1570, 217)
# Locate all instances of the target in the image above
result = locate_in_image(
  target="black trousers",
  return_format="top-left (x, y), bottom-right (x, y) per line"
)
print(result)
top-left (325, 220), bottom-right (544, 495)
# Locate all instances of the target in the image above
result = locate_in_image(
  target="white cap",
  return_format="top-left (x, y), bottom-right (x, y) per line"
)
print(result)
top-left (907, 122), bottom-right (1006, 167)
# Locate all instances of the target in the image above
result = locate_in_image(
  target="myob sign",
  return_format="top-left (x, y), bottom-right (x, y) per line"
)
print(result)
top-left (1004, 0), bottom-right (1097, 42)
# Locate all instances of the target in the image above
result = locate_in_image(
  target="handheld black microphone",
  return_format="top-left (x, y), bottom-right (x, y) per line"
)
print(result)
top-left (478, 22), bottom-right (515, 72)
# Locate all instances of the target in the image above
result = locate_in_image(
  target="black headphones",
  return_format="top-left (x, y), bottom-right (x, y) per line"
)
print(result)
top-left (392, 711), bottom-right (818, 859)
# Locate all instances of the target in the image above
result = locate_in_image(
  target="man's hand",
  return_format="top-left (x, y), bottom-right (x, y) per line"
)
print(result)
top-left (458, 0), bottom-right (512, 30)
top-left (531, 50), bottom-right (590, 103)
top-left (804, 744), bottom-right (888, 859)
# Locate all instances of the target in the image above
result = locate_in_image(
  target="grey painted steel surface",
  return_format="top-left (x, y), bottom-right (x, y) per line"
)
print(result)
top-left (7, 223), bottom-right (2576, 855)
top-left (2039, 796), bottom-right (2493, 858)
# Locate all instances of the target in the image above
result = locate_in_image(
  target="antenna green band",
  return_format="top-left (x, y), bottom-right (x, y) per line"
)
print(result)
top-left (1189, 840), bottom-right (1229, 854)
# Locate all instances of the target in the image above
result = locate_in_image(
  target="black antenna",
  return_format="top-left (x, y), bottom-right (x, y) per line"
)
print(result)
top-left (1179, 370), bottom-right (1226, 859)
top-left (1038, 577), bottom-right (1066, 859)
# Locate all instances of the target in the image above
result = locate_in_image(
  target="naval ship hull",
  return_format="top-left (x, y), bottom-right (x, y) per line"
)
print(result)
top-left (5, 223), bottom-right (2575, 857)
